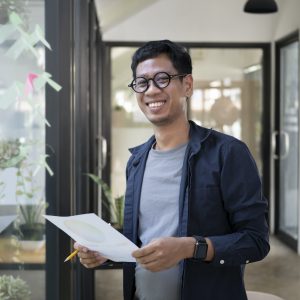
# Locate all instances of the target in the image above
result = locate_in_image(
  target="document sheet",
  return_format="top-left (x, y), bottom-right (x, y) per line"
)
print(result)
top-left (44, 213), bottom-right (138, 262)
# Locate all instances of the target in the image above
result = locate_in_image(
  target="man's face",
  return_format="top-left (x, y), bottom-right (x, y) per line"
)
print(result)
top-left (135, 54), bottom-right (193, 127)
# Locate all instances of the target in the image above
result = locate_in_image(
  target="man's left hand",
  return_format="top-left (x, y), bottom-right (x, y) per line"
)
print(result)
top-left (132, 237), bottom-right (195, 272)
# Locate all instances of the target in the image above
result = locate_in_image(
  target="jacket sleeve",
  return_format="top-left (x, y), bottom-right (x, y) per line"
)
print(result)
top-left (207, 140), bottom-right (270, 267)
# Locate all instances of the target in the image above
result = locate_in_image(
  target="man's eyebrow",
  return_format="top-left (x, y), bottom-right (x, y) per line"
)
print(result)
top-left (135, 73), bottom-right (147, 78)
top-left (135, 71), bottom-right (170, 78)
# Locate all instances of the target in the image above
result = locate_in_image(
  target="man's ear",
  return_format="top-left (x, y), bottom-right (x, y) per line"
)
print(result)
top-left (184, 74), bottom-right (193, 98)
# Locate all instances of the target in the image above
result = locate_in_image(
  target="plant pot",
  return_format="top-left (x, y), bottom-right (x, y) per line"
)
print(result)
top-left (19, 223), bottom-right (45, 241)
top-left (19, 240), bottom-right (45, 251)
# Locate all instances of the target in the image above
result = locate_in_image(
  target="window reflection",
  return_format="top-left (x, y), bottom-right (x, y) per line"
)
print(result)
top-left (0, 2), bottom-right (46, 300)
top-left (190, 48), bottom-right (263, 174)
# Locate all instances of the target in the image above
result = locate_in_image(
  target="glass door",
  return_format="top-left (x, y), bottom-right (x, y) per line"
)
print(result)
top-left (275, 33), bottom-right (299, 250)
top-left (0, 1), bottom-right (46, 299)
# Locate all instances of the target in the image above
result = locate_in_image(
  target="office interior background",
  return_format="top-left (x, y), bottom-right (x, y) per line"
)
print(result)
top-left (0, 0), bottom-right (299, 299)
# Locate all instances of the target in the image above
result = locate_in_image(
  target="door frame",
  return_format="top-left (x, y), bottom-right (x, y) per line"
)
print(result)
top-left (45, 0), bottom-right (102, 299)
top-left (274, 30), bottom-right (299, 251)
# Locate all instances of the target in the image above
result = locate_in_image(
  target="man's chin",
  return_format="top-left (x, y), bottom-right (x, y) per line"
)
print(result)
top-left (147, 116), bottom-right (170, 127)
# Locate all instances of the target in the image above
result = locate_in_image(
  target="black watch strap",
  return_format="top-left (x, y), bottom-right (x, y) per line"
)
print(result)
top-left (193, 236), bottom-right (208, 260)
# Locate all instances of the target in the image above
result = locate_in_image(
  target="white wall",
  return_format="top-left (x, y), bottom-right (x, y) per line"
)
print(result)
top-left (103, 0), bottom-right (279, 42)
top-left (273, 0), bottom-right (300, 40)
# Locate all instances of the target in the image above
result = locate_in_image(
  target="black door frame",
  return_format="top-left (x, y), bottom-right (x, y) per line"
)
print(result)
top-left (45, 0), bottom-right (102, 299)
top-left (274, 30), bottom-right (299, 251)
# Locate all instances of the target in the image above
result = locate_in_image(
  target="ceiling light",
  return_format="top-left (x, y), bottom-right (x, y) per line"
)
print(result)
top-left (244, 0), bottom-right (278, 14)
top-left (244, 64), bottom-right (262, 74)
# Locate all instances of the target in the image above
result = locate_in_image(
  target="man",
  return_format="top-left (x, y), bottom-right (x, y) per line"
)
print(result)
top-left (76, 40), bottom-right (270, 300)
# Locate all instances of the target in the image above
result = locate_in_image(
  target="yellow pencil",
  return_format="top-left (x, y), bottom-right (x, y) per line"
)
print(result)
top-left (64, 249), bottom-right (79, 262)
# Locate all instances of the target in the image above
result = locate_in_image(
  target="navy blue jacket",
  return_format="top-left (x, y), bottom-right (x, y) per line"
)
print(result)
top-left (123, 121), bottom-right (270, 300)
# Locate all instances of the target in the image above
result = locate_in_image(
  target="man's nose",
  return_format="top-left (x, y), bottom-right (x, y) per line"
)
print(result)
top-left (145, 79), bottom-right (161, 94)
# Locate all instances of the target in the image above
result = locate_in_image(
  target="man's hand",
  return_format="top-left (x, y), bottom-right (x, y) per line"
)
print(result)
top-left (74, 242), bottom-right (107, 268)
top-left (132, 237), bottom-right (195, 272)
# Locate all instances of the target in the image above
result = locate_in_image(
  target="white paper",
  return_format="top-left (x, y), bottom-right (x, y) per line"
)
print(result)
top-left (44, 213), bottom-right (138, 262)
top-left (0, 215), bottom-right (17, 234)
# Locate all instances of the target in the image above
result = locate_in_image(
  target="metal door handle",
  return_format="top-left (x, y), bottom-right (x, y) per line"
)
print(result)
top-left (281, 131), bottom-right (290, 159)
top-left (272, 131), bottom-right (290, 160)
top-left (97, 136), bottom-right (107, 170)
top-left (272, 131), bottom-right (279, 159)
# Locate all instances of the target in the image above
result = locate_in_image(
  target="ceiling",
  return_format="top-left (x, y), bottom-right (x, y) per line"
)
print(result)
top-left (94, 0), bottom-right (161, 32)
top-left (94, 0), bottom-right (283, 40)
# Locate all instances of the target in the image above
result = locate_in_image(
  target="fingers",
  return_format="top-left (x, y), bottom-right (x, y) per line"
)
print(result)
top-left (74, 243), bottom-right (107, 268)
top-left (139, 260), bottom-right (162, 272)
top-left (132, 237), bottom-right (185, 272)
top-left (132, 244), bottom-right (156, 259)
top-left (132, 242), bottom-right (161, 270)
top-left (79, 252), bottom-right (107, 268)
top-left (74, 242), bottom-right (88, 253)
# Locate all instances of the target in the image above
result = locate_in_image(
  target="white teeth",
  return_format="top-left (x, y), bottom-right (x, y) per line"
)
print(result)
top-left (148, 101), bottom-right (165, 108)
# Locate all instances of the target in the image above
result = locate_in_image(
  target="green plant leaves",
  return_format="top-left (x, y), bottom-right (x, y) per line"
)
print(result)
top-left (0, 275), bottom-right (31, 300)
top-left (86, 173), bottom-right (124, 228)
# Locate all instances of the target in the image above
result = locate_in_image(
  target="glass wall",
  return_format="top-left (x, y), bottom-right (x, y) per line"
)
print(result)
top-left (189, 48), bottom-right (263, 174)
top-left (0, 2), bottom-right (46, 299)
top-left (278, 40), bottom-right (299, 243)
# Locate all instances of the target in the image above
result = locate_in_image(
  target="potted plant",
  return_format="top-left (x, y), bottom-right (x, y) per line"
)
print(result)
top-left (0, 275), bottom-right (31, 300)
top-left (0, 139), bottom-right (46, 248)
top-left (87, 173), bottom-right (124, 229)
top-left (17, 201), bottom-right (46, 250)
top-left (18, 202), bottom-right (46, 241)
top-left (15, 162), bottom-right (47, 250)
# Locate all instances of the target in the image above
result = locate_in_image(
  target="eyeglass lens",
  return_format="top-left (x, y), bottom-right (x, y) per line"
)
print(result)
top-left (133, 72), bottom-right (171, 93)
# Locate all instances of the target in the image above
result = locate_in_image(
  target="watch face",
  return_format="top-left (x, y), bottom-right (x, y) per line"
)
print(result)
top-left (193, 236), bottom-right (208, 260)
top-left (196, 242), bottom-right (208, 259)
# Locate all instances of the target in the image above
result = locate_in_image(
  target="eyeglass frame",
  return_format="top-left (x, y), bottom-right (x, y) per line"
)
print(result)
top-left (128, 71), bottom-right (189, 93)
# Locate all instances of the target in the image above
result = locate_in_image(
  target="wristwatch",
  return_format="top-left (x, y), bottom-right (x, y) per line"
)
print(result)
top-left (193, 236), bottom-right (208, 260)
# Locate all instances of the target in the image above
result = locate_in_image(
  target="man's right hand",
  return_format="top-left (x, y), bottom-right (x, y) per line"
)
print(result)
top-left (74, 242), bottom-right (107, 268)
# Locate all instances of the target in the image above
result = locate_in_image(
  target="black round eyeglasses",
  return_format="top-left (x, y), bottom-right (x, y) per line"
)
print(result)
top-left (128, 72), bottom-right (188, 93)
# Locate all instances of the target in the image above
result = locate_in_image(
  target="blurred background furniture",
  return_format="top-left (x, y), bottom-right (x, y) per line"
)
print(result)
top-left (247, 291), bottom-right (285, 300)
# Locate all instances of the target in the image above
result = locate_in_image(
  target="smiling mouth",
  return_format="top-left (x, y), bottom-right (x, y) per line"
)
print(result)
top-left (147, 101), bottom-right (166, 108)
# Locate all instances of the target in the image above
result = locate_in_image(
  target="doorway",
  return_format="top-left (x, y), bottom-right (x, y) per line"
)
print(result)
top-left (95, 42), bottom-right (272, 299)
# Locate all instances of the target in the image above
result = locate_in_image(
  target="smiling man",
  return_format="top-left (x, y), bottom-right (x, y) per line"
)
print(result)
top-left (76, 40), bottom-right (270, 300)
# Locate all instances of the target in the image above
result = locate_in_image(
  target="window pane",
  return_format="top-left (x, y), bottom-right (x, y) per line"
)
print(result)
top-left (0, 2), bottom-right (46, 299)
top-left (279, 41), bottom-right (299, 240)
top-left (190, 48), bottom-right (263, 174)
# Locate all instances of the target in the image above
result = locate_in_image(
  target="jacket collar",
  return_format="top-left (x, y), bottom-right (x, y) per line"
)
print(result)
top-left (128, 135), bottom-right (155, 166)
top-left (128, 120), bottom-right (212, 158)
top-left (188, 120), bottom-right (212, 155)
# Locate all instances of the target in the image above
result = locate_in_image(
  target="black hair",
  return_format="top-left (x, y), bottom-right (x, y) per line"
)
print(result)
top-left (130, 40), bottom-right (192, 78)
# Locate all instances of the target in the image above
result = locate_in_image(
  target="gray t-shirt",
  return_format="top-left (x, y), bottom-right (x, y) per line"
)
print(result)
top-left (135, 143), bottom-right (187, 300)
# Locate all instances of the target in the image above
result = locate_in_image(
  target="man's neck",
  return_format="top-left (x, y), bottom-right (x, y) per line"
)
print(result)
top-left (153, 120), bottom-right (190, 151)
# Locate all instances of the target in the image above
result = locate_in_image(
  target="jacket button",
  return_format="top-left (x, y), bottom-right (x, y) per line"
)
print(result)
top-left (220, 260), bottom-right (225, 264)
